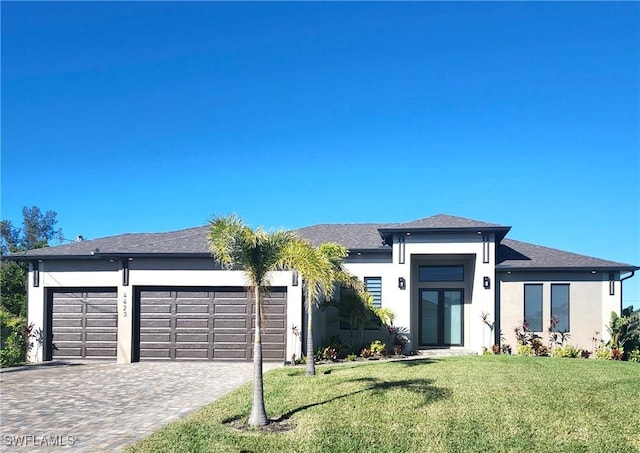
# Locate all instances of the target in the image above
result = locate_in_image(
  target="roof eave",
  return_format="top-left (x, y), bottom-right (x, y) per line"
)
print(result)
top-left (496, 265), bottom-right (640, 272)
top-left (346, 247), bottom-right (392, 254)
top-left (3, 252), bottom-right (213, 261)
top-left (378, 226), bottom-right (511, 241)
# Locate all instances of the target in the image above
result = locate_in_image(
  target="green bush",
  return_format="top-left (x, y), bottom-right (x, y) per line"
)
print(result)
top-left (316, 336), bottom-right (352, 361)
top-left (628, 349), bottom-right (640, 363)
top-left (595, 346), bottom-right (611, 360)
top-left (0, 310), bottom-right (30, 367)
top-left (370, 340), bottom-right (387, 356)
top-left (517, 344), bottom-right (533, 356)
top-left (607, 307), bottom-right (640, 361)
top-left (552, 344), bottom-right (581, 358)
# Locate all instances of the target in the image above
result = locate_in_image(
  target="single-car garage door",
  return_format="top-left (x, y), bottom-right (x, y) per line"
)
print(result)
top-left (137, 287), bottom-right (286, 361)
top-left (51, 290), bottom-right (118, 360)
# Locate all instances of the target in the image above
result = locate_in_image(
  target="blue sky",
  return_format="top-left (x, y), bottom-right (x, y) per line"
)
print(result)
top-left (2, 2), bottom-right (639, 306)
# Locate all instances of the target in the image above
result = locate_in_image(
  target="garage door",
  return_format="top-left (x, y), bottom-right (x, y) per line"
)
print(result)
top-left (138, 287), bottom-right (286, 361)
top-left (51, 290), bottom-right (118, 360)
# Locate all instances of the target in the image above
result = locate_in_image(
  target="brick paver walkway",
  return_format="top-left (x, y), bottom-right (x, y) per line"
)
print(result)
top-left (0, 361), bottom-right (281, 452)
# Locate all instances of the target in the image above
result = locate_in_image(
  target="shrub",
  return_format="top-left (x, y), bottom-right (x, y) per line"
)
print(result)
top-left (501, 344), bottom-right (512, 355)
top-left (628, 349), bottom-right (640, 363)
top-left (482, 347), bottom-right (492, 356)
top-left (0, 333), bottom-right (26, 367)
top-left (595, 346), bottom-right (611, 360)
top-left (514, 321), bottom-right (545, 356)
top-left (607, 307), bottom-right (640, 361)
top-left (491, 344), bottom-right (501, 355)
top-left (535, 345), bottom-right (549, 357)
top-left (0, 313), bottom-right (34, 368)
top-left (360, 348), bottom-right (372, 359)
top-left (322, 347), bottom-right (339, 361)
top-left (517, 344), bottom-right (533, 356)
top-left (346, 353), bottom-right (357, 362)
top-left (610, 348), bottom-right (623, 361)
top-left (316, 336), bottom-right (352, 361)
top-left (386, 325), bottom-right (409, 355)
top-left (552, 344), bottom-right (581, 358)
top-left (531, 339), bottom-right (549, 356)
top-left (370, 340), bottom-right (387, 356)
top-left (581, 349), bottom-right (592, 359)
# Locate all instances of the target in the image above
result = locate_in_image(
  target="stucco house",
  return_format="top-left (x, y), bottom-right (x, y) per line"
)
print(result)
top-left (9, 214), bottom-right (638, 364)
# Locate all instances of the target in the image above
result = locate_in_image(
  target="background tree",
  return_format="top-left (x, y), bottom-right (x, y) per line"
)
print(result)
top-left (1, 206), bottom-right (63, 366)
top-left (279, 241), bottom-right (348, 376)
top-left (208, 214), bottom-right (299, 427)
top-left (1, 206), bottom-right (63, 254)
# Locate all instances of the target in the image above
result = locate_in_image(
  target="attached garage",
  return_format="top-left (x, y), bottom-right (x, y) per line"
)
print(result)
top-left (48, 289), bottom-right (118, 360)
top-left (135, 287), bottom-right (287, 361)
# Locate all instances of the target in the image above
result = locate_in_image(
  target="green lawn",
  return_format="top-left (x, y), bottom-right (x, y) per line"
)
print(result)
top-left (128, 356), bottom-right (640, 453)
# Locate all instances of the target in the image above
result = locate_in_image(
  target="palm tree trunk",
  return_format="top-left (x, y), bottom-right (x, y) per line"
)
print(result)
top-left (306, 301), bottom-right (315, 376)
top-left (248, 286), bottom-right (268, 426)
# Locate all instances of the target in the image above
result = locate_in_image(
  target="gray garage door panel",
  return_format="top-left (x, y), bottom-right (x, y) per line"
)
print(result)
top-left (51, 291), bottom-right (118, 360)
top-left (138, 288), bottom-right (286, 361)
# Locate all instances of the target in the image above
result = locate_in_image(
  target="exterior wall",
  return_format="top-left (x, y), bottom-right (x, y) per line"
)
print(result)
top-left (27, 258), bottom-right (302, 363)
top-left (400, 232), bottom-right (496, 353)
top-left (335, 253), bottom-right (396, 349)
top-left (498, 271), bottom-right (621, 352)
top-left (331, 233), bottom-right (496, 353)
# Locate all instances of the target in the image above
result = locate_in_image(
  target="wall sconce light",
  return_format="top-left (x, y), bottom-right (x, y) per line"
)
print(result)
top-left (121, 259), bottom-right (130, 287)
top-left (483, 276), bottom-right (491, 289)
top-left (292, 271), bottom-right (299, 287)
top-left (33, 261), bottom-right (40, 288)
top-left (398, 277), bottom-right (406, 290)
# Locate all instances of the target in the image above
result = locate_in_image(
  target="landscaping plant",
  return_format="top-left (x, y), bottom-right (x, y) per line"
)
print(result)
top-left (606, 307), bottom-right (640, 361)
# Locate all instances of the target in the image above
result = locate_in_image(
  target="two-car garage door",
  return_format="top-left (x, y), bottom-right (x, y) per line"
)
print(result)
top-left (137, 288), bottom-right (287, 361)
top-left (50, 287), bottom-right (287, 361)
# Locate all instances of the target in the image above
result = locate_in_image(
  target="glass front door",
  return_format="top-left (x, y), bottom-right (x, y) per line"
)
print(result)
top-left (419, 289), bottom-right (463, 346)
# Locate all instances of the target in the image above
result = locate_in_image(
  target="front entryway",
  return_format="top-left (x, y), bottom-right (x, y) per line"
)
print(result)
top-left (419, 289), bottom-right (463, 346)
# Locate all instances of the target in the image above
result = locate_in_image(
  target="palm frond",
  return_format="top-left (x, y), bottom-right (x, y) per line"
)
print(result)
top-left (207, 214), bottom-right (249, 269)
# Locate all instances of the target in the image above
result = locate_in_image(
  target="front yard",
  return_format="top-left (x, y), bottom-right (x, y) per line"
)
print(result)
top-left (128, 356), bottom-right (640, 452)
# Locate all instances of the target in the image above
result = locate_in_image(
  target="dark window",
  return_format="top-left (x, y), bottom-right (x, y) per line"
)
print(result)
top-left (524, 284), bottom-right (543, 332)
top-left (364, 277), bottom-right (382, 308)
top-left (419, 266), bottom-right (464, 282)
top-left (551, 284), bottom-right (570, 332)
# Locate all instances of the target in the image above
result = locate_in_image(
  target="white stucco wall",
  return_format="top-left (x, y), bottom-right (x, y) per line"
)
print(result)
top-left (27, 258), bottom-right (302, 363)
top-left (399, 232), bottom-right (496, 353)
top-left (330, 232), bottom-right (496, 353)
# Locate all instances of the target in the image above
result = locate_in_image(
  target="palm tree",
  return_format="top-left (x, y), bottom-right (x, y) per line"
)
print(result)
top-left (279, 241), bottom-right (348, 376)
top-left (208, 214), bottom-right (298, 427)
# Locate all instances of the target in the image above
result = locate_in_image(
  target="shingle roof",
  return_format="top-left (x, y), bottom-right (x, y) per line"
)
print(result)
top-left (6, 216), bottom-right (637, 271)
top-left (388, 214), bottom-right (506, 230)
top-left (497, 239), bottom-right (637, 270)
top-left (9, 226), bottom-right (211, 257)
top-left (295, 223), bottom-right (392, 250)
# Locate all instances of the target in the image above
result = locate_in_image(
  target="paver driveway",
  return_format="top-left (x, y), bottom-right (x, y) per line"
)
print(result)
top-left (0, 361), bottom-right (281, 452)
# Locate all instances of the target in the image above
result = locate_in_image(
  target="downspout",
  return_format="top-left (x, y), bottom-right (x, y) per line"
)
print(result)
top-left (620, 270), bottom-right (636, 313)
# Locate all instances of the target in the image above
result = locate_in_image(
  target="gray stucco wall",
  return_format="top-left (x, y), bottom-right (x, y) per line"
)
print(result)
top-left (498, 271), bottom-right (620, 352)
